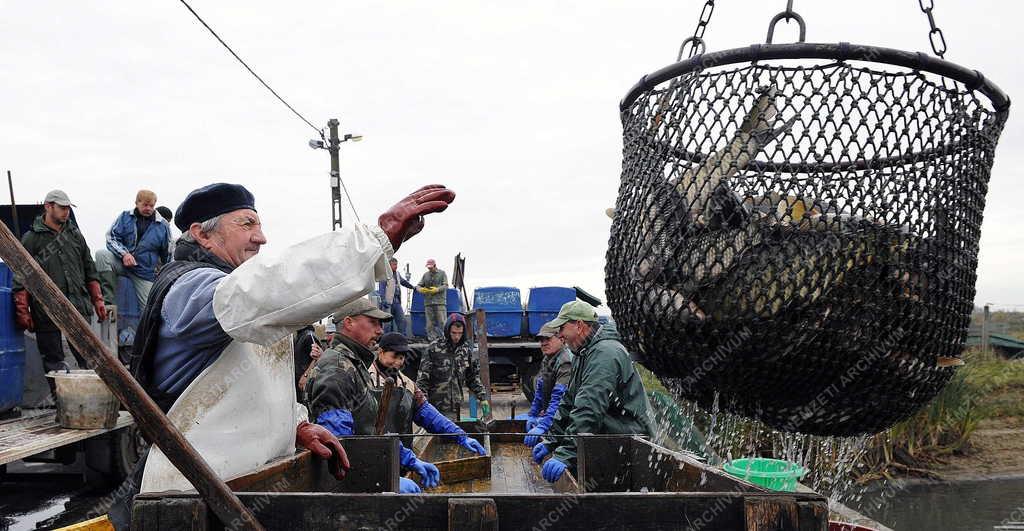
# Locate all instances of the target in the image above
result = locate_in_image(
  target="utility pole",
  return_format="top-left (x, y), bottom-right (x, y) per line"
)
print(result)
top-left (327, 119), bottom-right (342, 231)
top-left (310, 118), bottom-right (362, 232)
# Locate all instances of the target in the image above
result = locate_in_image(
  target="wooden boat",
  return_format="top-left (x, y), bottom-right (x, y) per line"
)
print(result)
top-left (129, 420), bottom-right (830, 530)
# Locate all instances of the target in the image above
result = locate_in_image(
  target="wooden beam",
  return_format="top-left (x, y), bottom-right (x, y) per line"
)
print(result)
top-left (576, 434), bottom-right (634, 492)
top-left (744, 497), bottom-right (800, 531)
top-left (448, 498), bottom-right (498, 530)
top-left (0, 219), bottom-right (263, 530)
top-left (474, 310), bottom-right (493, 406)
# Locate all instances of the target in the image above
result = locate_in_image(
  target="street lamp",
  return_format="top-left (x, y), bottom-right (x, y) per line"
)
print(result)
top-left (309, 119), bottom-right (362, 231)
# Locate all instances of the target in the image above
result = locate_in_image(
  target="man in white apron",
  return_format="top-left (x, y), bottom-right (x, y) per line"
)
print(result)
top-left (109, 183), bottom-right (455, 529)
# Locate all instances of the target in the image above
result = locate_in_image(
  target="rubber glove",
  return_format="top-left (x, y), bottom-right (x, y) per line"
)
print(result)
top-left (13, 290), bottom-right (33, 331)
top-left (409, 459), bottom-right (440, 488)
top-left (295, 421), bottom-right (350, 480)
top-left (542, 458), bottom-right (567, 483)
top-left (416, 286), bottom-right (428, 294)
top-left (377, 185), bottom-right (456, 251)
top-left (524, 427), bottom-right (545, 448)
top-left (399, 477), bottom-right (422, 493)
top-left (480, 400), bottom-right (491, 417)
top-left (87, 280), bottom-right (107, 322)
top-left (532, 442), bottom-right (550, 464)
top-left (460, 436), bottom-right (487, 456)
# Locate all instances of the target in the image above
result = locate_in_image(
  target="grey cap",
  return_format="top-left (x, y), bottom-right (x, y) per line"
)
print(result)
top-left (536, 323), bottom-right (560, 338)
top-left (332, 297), bottom-right (393, 323)
top-left (44, 190), bottom-right (75, 207)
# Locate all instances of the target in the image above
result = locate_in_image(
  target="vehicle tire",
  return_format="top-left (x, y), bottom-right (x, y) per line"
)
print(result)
top-left (84, 425), bottom-right (146, 486)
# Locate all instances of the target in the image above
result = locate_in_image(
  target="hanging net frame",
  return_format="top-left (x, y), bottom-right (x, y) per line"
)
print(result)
top-left (606, 42), bottom-right (1010, 436)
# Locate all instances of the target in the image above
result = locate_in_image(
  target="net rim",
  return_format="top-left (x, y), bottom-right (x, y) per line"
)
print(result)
top-left (619, 41), bottom-right (1010, 117)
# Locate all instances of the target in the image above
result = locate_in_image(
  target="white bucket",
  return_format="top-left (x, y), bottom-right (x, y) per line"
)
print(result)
top-left (46, 369), bottom-right (119, 429)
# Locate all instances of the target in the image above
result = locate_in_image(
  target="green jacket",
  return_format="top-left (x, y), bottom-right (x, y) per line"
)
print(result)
top-left (13, 215), bottom-right (100, 331)
top-left (543, 322), bottom-right (655, 467)
top-left (416, 334), bottom-right (486, 414)
top-left (417, 269), bottom-right (448, 306)
top-left (305, 335), bottom-right (380, 435)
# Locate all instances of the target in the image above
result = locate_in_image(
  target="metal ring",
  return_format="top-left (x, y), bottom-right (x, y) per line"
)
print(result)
top-left (677, 36), bottom-right (707, 61)
top-left (619, 42), bottom-right (1010, 114)
top-left (766, 10), bottom-right (807, 44)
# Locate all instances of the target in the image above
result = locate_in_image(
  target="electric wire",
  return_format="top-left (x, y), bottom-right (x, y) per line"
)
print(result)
top-left (177, 0), bottom-right (324, 138)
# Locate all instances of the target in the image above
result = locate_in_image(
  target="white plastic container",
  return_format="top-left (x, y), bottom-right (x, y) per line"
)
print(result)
top-left (47, 369), bottom-right (119, 429)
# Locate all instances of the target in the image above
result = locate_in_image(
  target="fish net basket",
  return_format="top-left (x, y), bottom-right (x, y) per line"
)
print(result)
top-left (606, 42), bottom-right (1010, 435)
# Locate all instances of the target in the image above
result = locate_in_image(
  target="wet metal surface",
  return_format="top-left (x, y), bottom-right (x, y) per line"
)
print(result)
top-left (1, 461), bottom-right (114, 531)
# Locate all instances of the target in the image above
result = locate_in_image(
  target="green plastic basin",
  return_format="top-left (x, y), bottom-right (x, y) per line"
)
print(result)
top-left (723, 458), bottom-right (807, 492)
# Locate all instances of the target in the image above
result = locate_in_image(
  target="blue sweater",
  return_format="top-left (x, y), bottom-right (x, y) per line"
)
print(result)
top-left (151, 268), bottom-right (233, 397)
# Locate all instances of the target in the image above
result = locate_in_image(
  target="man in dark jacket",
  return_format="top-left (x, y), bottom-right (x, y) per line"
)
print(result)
top-left (416, 313), bottom-right (490, 421)
top-left (306, 298), bottom-right (442, 493)
top-left (378, 257), bottom-right (415, 334)
top-left (523, 323), bottom-right (573, 447)
top-left (13, 190), bottom-right (107, 377)
top-left (532, 301), bottom-right (655, 483)
top-left (94, 189), bottom-right (171, 307)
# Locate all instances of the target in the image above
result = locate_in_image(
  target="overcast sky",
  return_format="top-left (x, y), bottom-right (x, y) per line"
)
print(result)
top-left (2, 1), bottom-right (1020, 312)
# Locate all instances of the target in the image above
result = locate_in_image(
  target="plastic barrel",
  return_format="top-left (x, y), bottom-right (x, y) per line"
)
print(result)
top-left (473, 287), bottom-right (523, 337)
top-left (525, 286), bottom-right (575, 335)
top-left (0, 263), bottom-right (26, 414)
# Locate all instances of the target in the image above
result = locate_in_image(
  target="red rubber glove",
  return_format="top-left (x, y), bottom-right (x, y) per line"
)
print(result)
top-left (13, 289), bottom-right (33, 331)
top-left (377, 185), bottom-right (456, 251)
top-left (86, 280), bottom-right (107, 322)
top-left (296, 421), bottom-right (350, 480)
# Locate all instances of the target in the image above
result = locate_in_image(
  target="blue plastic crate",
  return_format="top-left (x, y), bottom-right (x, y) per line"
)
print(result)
top-left (0, 263), bottom-right (25, 413)
top-left (409, 288), bottom-right (463, 338)
top-left (473, 287), bottom-right (524, 337)
top-left (526, 286), bottom-right (575, 335)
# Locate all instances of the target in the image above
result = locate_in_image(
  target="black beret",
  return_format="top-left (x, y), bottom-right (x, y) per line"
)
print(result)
top-left (378, 332), bottom-right (413, 354)
top-left (155, 206), bottom-right (173, 221)
top-left (174, 183), bottom-right (256, 232)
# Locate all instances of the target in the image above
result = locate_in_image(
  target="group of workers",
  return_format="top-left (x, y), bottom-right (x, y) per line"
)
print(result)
top-left (11, 181), bottom-right (654, 530)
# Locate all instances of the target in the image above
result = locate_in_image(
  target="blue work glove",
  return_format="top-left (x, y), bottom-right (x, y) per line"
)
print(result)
top-left (460, 436), bottom-right (487, 456)
top-left (523, 427), bottom-right (545, 447)
top-left (410, 459), bottom-right (440, 488)
top-left (532, 442), bottom-right (550, 464)
top-left (542, 458), bottom-right (567, 483)
top-left (525, 416), bottom-right (539, 431)
top-left (399, 477), bottom-right (422, 493)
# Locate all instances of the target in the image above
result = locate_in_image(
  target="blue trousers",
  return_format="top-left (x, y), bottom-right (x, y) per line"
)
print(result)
top-left (386, 302), bottom-right (408, 336)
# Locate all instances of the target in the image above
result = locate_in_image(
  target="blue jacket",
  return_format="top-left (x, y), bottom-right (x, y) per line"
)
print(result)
top-left (106, 209), bottom-right (172, 281)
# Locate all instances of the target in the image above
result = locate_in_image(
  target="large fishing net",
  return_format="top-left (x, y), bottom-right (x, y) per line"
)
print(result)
top-left (606, 45), bottom-right (1009, 436)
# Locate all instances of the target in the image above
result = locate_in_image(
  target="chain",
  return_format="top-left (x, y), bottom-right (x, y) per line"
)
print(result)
top-left (918, 0), bottom-right (947, 58)
top-left (680, 0), bottom-right (715, 59)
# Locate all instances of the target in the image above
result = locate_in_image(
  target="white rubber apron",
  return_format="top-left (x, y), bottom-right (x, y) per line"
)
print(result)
top-left (140, 338), bottom-right (302, 493)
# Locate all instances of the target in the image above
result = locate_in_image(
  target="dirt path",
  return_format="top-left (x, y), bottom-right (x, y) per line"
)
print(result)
top-left (931, 417), bottom-right (1024, 481)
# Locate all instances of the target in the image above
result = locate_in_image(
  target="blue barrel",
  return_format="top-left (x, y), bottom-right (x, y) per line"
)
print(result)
top-left (0, 263), bottom-right (26, 414)
top-left (526, 286), bottom-right (576, 335)
top-left (410, 288), bottom-right (463, 338)
top-left (473, 287), bottom-right (523, 337)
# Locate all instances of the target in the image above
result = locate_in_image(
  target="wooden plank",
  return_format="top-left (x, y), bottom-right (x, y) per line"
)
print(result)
top-left (744, 497), bottom-right (800, 531)
top-left (625, 438), bottom-right (764, 493)
top-left (576, 435), bottom-right (634, 492)
top-left (132, 497), bottom-right (211, 531)
top-left (474, 310), bottom-right (493, 403)
top-left (448, 498), bottom-right (498, 530)
top-left (434, 455), bottom-right (491, 484)
top-left (0, 411), bottom-right (133, 466)
top-left (796, 500), bottom-right (829, 531)
top-left (225, 436), bottom-right (401, 494)
top-left (133, 491), bottom-right (822, 530)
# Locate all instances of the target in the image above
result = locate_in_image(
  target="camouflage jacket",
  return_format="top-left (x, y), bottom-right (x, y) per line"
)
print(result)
top-left (416, 337), bottom-right (486, 413)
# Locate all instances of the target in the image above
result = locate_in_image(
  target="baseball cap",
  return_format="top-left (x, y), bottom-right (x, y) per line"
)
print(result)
top-left (536, 323), bottom-right (560, 338)
top-left (378, 332), bottom-right (413, 354)
top-left (332, 297), bottom-right (392, 323)
top-left (44, 190), bottom-right (75, 207)
top-left (544, 300), bottom-right (598, 328)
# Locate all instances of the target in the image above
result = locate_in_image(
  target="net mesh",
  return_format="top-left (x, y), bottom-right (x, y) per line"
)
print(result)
top-left (607, 60), bottom-right (1007, 436)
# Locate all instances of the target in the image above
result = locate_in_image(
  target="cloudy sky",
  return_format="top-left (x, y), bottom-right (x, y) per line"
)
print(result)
top-left (2, 1), bottom-right (1020, 312)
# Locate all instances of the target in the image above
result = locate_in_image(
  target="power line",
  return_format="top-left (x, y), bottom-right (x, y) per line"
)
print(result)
top-left (339, 175), bottom-right (361, 222)
top-left (177, 0), bottom-right (323, 137)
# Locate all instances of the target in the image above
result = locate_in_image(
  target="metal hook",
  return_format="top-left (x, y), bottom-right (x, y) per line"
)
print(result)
top-left (677, 36), bottom-right (707, 61)
top-left (766, 7), bottom-right (807, 44)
